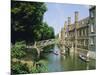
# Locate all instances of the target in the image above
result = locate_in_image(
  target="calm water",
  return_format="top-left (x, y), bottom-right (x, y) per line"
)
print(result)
top-left (40, 44), bottom-right (95, 72)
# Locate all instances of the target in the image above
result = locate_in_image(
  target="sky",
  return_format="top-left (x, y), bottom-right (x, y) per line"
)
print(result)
top-left (43, 2), bottom-right (89, 35)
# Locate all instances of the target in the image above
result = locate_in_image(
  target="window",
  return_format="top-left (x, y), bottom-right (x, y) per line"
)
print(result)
top-left (65, 33), bottom-right (67, 37)
top-left (90, 38), bottom-right (94, 45)
top-left (81, 30), bottom-right (83, 36)
top-left (85, 29), bottom-right (87, 36)
top-left (84, 40), bottom-right (85, 46)
top-left (90, 24), bottom-right (94, 32)
top-left (90, 11), bottom-right (94, 18)
top-left (83, 29), bottom-right (85, 36)
top-left (77, 30), bottom-right (79, 36)
top-left (79, 30), bottom-right (82, 36)
top-left (82, 21), bottom-right (84, 25)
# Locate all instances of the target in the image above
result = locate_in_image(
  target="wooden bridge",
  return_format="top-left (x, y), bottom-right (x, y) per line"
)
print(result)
top-left (26, 39), bottom-right (56, 57)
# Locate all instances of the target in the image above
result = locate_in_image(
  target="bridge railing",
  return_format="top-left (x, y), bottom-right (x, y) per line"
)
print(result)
top-left (27, 39), bottom-right (55, 48)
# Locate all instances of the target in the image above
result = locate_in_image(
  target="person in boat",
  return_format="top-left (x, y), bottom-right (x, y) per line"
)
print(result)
top-left (54, 50), bottom-right (59, 55)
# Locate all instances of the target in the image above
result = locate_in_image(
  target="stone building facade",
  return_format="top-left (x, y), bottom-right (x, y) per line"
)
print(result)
top-left (67, 12), bottom-right (89, 52)
top-left (88, 6), bottom-right (96, 59)
top-left (59, 6), bottom-right (96, 59)
top-left (59, 11), bottom-right (90, 56)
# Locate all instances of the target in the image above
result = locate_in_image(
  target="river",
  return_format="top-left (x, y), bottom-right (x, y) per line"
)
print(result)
top-left (40, 44), bottom-right (95, 72)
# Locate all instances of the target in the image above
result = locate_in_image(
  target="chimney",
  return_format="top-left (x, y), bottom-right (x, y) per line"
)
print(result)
top-left (68, 17), bottom-right (71, 25)
top-left (64, 21), bottom-right (67, 29)
top-left (75, 11), bottom-right (79, 23)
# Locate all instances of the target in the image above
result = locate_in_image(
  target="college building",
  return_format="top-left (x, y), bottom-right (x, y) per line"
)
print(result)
top-left (59, 6), bottom-right (96, 59)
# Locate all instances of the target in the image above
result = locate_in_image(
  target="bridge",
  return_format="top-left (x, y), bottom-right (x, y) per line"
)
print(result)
top-left (26, 39), bottom-right (56, 57)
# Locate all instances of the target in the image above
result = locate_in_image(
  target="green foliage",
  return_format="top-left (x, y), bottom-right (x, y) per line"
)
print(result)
top-left (11, 1), bottom-right (55, 44)
top-left (11, 1), bottom-right (47, 43)
top-left (31, 60), bottom-right (48, 73)
top-left (11, 41), bottom-right (26, 58)
top-left (11, 62), bottom-right (29, 74)
top-left (11, 41), bottom-right (48, 74)
top-left (43, 44), bottom-right (54, 52)
top-left (11, 60), bottom-right (48, 74)
top-left (33, 22), bottom-right (55, 41)
top-left (11, 1), bottom-right (54, 73)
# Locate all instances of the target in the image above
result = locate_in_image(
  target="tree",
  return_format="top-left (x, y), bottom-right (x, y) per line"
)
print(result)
top-left (11, 62), bottom-right (29, 74)
top-left (11, 41), bottom-right (26, 58)
top-left (33, 22), bottom-right (55, 41)
top-left (11, 1), bottom-right (47, 43)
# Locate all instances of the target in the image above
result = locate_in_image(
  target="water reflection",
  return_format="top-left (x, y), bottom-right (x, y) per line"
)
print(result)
top-left (43, 44), bottom-right (95, 72)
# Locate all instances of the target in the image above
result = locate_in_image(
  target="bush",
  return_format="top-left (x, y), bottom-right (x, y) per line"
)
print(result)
top-left (31, 60), bottom-right (48, 73)
top-left (11, 41), bottom-right (48, 74)
top-left (11, 62), bottom-right (29, 74)
top-left (11, 41), bottom-right (26, 58)
top-left (11, 60), bottom-right (48, 74)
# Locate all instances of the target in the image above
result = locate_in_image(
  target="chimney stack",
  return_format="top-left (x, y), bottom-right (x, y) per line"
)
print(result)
top-left (75, 11), bottom-right (79, 23)
top-left (64, 21), bottom-right (67, 29)
top-left (68, 17), bottom-right (71, 25)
